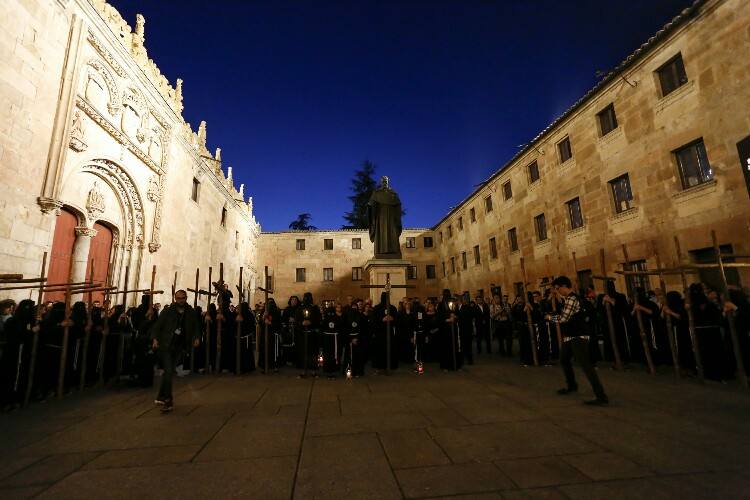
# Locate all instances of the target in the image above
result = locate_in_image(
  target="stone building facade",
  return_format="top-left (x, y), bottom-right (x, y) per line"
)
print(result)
top-left (0, 0), bottom-right (260, 305)
top-left (430, 0), bottom-right (750, 300)
top-left (258, 0), bottom-right (750, 302)
top-left (258, 229), bottom-right (438, 304)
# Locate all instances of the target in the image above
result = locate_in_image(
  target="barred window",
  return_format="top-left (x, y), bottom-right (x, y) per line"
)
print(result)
top-left (597, 104), bottom-right (618, 136)
top-left (557, 136), bottom-right (573, 163)
top-left (657, 53), bottom-right (688, 97)
top-left (352, 238), bottom-right (361, 249)
top-left (323, 268), bottom-right (333, 281)
top-left (567, 197), bottom-right (584, 229)
top-left (352, 267), bottom-right (363, 281)
top-left (426, 265), bottom-right (436, 279)
top-left (675, 139), bottom-right (713, 189)
top-left (324, 239), bottom-right (333, 250)
top-left (295, 268), bottom-right (306, 282)
top-left (296, 239), bottom-right (305, 250)
top-left (527, 161), bottom-right (540, 184)
top-left (609, 174), bottom-right (634, 213)
top-left (489, 237), bottom-right (497, 259)
top-left (534, 213), bottom-right (548, 242)
top-left (508, 228), bottom-right (518, 252)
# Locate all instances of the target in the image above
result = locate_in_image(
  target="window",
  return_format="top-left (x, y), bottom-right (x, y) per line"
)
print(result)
top-left (502, 181), bottom-right (513, 201)
top-left (489, 237), bottom-right (497, 259)
top-left (442, 261), bottom-right (446, 277)
top-left (567, 197), bottom-right (584, 229)
top-left (450, 257), bottom-right (456, 274)
top-left (609, 174), bottom-right (634, 213)
top-left (220, 207), bottom-right (227, 227)
top-left (597, 104), bottom-right (618, 136)
top-left (235, 230), bottom-right (239, 249)
top-left (407, 266), bottom-right (417, 280)
top-left (657, 53), bottom-right (688, 97)
top-left (426, 265), bottom-right (436, 279)
top-left (469, 207), bottom-right (476, 222)
top-left (423, 236), bottom-right (433, 248)
top-left (473, 245), bottom-right (481, 265)
top-left (323, 238), bottom-right (333, 250)
top-left (447, 225), bottom-right (453, 238)
top-left (527, 160), bottom-right (540, 184)
top-left (534, 213), bottom-right (548, 242)
top-left (484, 195), bottom-right (493, 212)
top-left (352, 238), bottom-right (361, 249)
top-left (557, 136), bottom-right (573, 163)
top-left (675, 139), bottom-right (713, 189)
top-left (295, 268), bottom-right (306, 283)
top-left (439, 231), bottom-right (443, 242)
top-left (508, 227), bottom-right (518, 252)
top-left (323, 268), bottom-right (333, 281)
top-left (296, 239), bottom-right (305, 251)
top-left (352, 267), bottom-right (363, 281)
top-left (266, 276), bottom-right (274, 292)
top-left (461, 251), bottom-right (467, 270)
top-left (406, 237), bottom-right (416, 248)
top-left (458, 217), bottom-right (463, 230)
top-left (191, 178), bottom-right (200, 202)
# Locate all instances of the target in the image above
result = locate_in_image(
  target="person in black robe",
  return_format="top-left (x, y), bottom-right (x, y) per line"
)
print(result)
top-left (457, 295), bottom-right (475, 365)
top-left (437, 290), bottom-right (461, 371)
top-left (724, 288), bottom-right (750, 378)
top-left (282, 296), bottom-right (300, 366)
top-left (321, 303), bottom-right (345, 378)
top-left (236, 302), bottom-right (255, 373)
top-left (360, 301), bottom-right (374, 370)
top-left (601, 282), bottom-right (632, 364)
top-left (295, 292), bottom-right (321, 374)
top-left (372, 292), bottom-right (399, 371)
top-left (411, 304), bottom-right (427, 371)
top-left (630, 287), bottom-right (661, 367)
top-left (422, 301), bottom-right (439, 363)
top-left (512, 295), bottom-right (533, 366)
top-left (397, 299), bottom-right (416, 364)
top-left (0, 300), bottom-right (35, 408)
top-left (39, 302), bottom-right (65, 399)
top-left (662, 291), bottom-right (695, 376)
top-left (343, 302), bottom-right (366, 377)
top-left (129, 295), bottom-right (158, 385)
top-left (67, 302), bottom-right (87, 390)
top-left (691, 284), bottom-right (726, 381)
top-left (204, 303), bottom-right (218, 373)
top-left (473, 295), bottom-right (491, 355)
top-left (258, 298), bottom-right (282, 371)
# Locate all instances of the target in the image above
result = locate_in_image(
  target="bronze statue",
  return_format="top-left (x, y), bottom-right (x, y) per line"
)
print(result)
top-left (367, 176), bottom-right (403, 259)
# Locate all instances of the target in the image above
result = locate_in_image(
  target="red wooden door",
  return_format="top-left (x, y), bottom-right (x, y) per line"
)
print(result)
top-left (85, 222), bottom-right (113, 303)
top-left (45, 209), bottom-right (77, 302)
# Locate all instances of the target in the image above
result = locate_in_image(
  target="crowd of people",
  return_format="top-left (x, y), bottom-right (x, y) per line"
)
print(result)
top-left (0, 276), bottom-right (748, 412)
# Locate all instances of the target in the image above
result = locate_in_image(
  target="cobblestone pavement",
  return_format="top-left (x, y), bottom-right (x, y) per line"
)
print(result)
top-left (1, 356), bottom-right (749, 499)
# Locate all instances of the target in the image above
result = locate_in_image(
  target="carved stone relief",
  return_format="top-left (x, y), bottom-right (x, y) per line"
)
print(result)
top-left (69, 110), bottom-right (87, 152)
top-left (86, 181), bottom-right (106, 219)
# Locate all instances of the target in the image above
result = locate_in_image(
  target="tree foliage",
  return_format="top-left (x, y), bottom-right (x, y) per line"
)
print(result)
top-left (343, 160), bottom-right (377, 228)
top-left (288, 213), bottom-right (317, 231)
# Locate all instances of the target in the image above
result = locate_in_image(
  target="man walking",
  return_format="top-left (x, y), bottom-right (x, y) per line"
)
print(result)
top-left (151, 289), bottom-right (199, 413)
top-left (545, 276), bottom-right (609, 406)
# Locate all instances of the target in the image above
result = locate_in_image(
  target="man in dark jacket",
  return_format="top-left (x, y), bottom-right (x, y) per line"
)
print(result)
top-left (150, 290), bottom-right (199, 412)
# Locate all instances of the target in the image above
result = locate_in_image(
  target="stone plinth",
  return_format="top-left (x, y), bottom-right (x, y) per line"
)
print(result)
top-left (364, 259), bottom-right (411, 304)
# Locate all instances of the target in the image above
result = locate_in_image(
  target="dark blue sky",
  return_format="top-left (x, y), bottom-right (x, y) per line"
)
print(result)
top-left (109, 0), bottom-right (691, 231)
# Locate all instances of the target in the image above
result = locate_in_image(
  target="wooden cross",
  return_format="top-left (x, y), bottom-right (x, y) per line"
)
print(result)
top-left (214, 262), bottom-right (224, 373)
top-left (621, 244), bottom-right (656, 375)
top-left (592, 249), bottom-right (624, 371)
top-left (258, 265), bottom-right (274, 374)
top-left (23, 252), bottom-right (47, 408)
top-left (652, 241), bottom-right (681, 379)
top-left (674, 236), bottom-right (704, 382)
top-left (545, 255), bottom-right (563, 353)
top-left (360, 272), bottom-right (414, 375)
top-left (519, 257), bottom-right (539, 367)
top-left (235, 266), bottom-right (243, 375)
top-left (190, 267), bottom-right (200, 374)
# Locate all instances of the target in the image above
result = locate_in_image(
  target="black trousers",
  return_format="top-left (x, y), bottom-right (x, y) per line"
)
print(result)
top-left (560, 338), bottom-right (607, 401)
top-left (476, 324), bottom-right (491, 354)
top-left (157, 348), bottom-right (181, 402)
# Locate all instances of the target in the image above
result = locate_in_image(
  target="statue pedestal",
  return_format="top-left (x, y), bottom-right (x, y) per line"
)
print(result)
top-left (364, 259), bottom-right (411, 304)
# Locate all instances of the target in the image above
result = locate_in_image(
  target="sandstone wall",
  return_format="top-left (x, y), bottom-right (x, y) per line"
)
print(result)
top-left (0, 0), bottom-right (260, 306)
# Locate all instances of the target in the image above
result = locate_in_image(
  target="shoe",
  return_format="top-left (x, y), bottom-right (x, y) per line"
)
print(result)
top-left (584, 398), bottom-right (609, 406)
top-left (556, 387), bottom-right (578, 395)
top-left (154, 398), bottom-right (166, 405)
top-left (160, 400), bottom-right (174, 412)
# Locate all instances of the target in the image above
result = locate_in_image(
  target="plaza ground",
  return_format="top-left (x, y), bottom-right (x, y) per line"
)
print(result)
top-left (1, 356), bottom-right (749, 499)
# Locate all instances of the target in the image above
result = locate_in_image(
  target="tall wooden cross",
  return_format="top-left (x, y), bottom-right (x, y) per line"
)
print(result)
top-left (257, 265), bottom-right (274, 374)
top-left (235, 266), bottom-right (244, 375)
top-left (591, 249), bottom-right (624, 371)
top-left (361, 272), bottom-right (414, 375)
top-left (519, 257), bottom-right (539, 367)
top-left (621, 243), bottom-right (657, 375)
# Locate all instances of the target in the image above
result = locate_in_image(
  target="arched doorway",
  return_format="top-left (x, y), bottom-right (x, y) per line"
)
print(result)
top-left (46, 209), bottom-right (78, 302)
top-left (85, 222), bottom-right (113, 303)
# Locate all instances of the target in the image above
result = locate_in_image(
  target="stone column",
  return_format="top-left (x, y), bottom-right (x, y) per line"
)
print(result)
top-left (71, 226), bottom-right (97, 293)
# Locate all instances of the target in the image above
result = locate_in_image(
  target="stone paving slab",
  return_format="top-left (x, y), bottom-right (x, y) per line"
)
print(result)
top-left (294, 433), bottom-right (402, 499)
top-left (37, 456), bottom-right (297, 500)
top-left (1, 355), bottom-right (750, 498)
top-left (395, 462), bottom-right (515, 498)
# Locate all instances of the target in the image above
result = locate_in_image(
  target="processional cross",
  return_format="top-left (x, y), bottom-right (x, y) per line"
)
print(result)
top-left (360, 273), bottom-right (414, 375)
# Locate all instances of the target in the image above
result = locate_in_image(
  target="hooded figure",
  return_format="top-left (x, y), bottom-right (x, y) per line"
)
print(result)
top-left (295, 293), bottom-right (321, 370)
top-left (0, 300), bottom-right (35, 406)
top-left (372, 292), bottom-right (399, 370)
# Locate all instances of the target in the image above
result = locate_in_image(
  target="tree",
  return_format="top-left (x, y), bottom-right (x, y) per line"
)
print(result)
top-left (288, 213), bottom-right (317, 231)
top-left (343, 160), bottom-right (377, 228)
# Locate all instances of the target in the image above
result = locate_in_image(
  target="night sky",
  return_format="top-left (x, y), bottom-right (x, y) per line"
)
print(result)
top-left (108, 0), bottom-right (692, 231)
